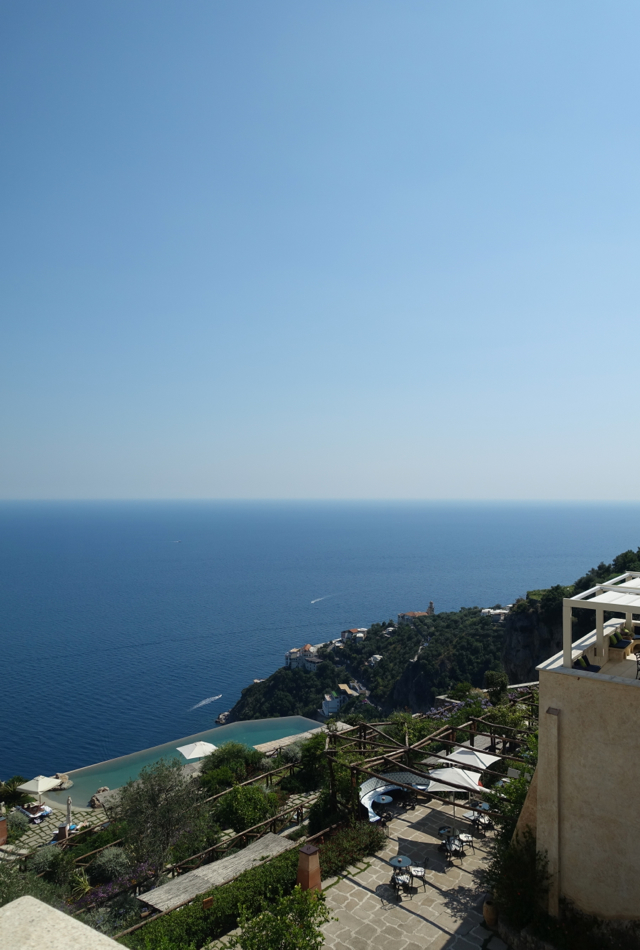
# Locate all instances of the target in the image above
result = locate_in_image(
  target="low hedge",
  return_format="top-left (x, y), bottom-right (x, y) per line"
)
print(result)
top-left (317, 822), bottom-right (384, 878)
top-left (120, 822), bottom-right (385, 949)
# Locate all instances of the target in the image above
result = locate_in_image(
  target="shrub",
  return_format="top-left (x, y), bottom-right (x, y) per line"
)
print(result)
top-left (200, 743), bottom-right (263, 785)
top-left (279, 774), bottom-right (305, 794)
top-left (318, 822), bottom-right (385, 878)
top-left (7, 810), bottom-right (29, 842)
top-left (483, 829), bottom-right (549, 929)
top-left (123, 823), bottom-right (384, 949)
top-left (484, 670), bottom-right (508, 705)
top-left (122, 849), bottom-right (300, 949)
top-left (83, 891), bottom-right (142, 937)
top-left (279, 742), bottom-right (303, 765)
top-left (449, 681), bottom-right (473, 701)
top-left (30, 845), bottom-right (59, 875)
top-left (27, 844), bottom-right (74, 886)
top-left (89, 846), bottom-right (132, 884)
top-left (0, 776), bottom-right (34, 809)
top-left (65, 822), bottom-right (125, 861)
top-left (201, 766), bottom-right (237, 797)
top-left (214, 785), bottom-right (278, 833)
top-left (229, 885), bottom-right (332, 950)
top-left (0, 861), bottom-right (65, 909)
top-left (306, 791), bottom-right (342, 836)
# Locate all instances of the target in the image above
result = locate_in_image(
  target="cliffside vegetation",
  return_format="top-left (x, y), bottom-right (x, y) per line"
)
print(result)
top-left (228, 545), bottom-right (640, 722)
top-left (502, 545), bottom-right (640, 683)
top-left (229, 662), bottom-right (349, 721)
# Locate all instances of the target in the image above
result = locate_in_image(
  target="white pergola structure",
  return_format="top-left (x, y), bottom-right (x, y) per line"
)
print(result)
top-left (562, 572), bottom-right (640, 668)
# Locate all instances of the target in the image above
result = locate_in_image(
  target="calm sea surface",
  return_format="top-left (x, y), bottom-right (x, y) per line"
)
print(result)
top-left (2, 501), bottom-right (640, 780)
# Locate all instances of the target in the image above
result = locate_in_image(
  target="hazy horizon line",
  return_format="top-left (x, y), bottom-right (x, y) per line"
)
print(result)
top-left (1, 498), bottom-right (640, 505)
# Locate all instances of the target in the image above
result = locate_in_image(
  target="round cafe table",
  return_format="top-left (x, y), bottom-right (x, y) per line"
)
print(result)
top-left (374, 794), bottom-right (393, 806)
top-left (389, 855), bottom-right (412, 869)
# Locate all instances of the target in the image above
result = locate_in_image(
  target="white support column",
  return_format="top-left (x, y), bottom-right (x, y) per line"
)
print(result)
top-left (626, 610), bottom-right (634, 638)
top-left (596, 606), bottom-right (604, 659)
top-left (562, 602), bottom-right (572, 668)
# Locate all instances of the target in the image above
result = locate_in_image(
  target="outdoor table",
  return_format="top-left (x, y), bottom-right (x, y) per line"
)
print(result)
top-left (374, 794), bottom-right (393, 806)
top-left (469, 800), bottom-right (490, 811)
top-left (389, 855), bottom-right (412, 869)
top-left (438, 824), bottom-right (453, 838)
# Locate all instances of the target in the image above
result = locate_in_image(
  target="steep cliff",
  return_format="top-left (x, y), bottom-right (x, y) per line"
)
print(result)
top-left (501, 604), bottom-right (562, 684)
top-left (390, 656), bottom-right (445, 713)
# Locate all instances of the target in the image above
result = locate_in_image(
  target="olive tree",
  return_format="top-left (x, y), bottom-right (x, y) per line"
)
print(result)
top-left (116, 757), bottom-right (207, 870)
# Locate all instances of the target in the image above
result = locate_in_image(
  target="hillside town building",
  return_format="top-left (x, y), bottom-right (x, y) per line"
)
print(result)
top-left (397, 602), bottom-right (434, 624)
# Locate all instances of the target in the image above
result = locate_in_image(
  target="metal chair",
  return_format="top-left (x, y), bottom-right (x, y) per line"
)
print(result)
top-left (392, 870), bottom-right (412, 898)
top-left (457, 832), bottom-right (475, 852)
top-left (409, 865), bottom-right (427, 889)
top-left (635, 652), bottom-right (640, 680)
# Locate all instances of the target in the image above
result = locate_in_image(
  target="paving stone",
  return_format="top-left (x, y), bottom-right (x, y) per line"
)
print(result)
top-left (450, 934), bottom-right (485, 949)
top-left (487, 937), bottom-right (508, 950)
top-left (321, 800), bottom-right (495, 950)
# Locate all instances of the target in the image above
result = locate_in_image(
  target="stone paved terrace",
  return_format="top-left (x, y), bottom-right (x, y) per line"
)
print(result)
top-left (320, 799), bottom-right (510, 950)
top-left (0, 805), bottom-right (107, 861)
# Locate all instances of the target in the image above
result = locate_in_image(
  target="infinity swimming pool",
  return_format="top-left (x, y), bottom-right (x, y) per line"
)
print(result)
top-left (44, 716), bottom-right (319, 809)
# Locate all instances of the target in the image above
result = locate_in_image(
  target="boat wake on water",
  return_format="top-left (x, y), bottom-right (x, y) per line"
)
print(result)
top-left (190, 694), bottom-right (222, 710)
top-left (310, 593), bottom-right (342, 604)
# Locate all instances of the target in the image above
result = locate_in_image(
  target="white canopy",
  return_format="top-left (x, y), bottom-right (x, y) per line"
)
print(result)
top-left (17, 775), bottom-right (61, 803)
top-left (443, 748), bottom-right (500, 771)
top-left (177, 741), bottom-right (217, 760)
top-left (425, 767), bottom-right (483, 794)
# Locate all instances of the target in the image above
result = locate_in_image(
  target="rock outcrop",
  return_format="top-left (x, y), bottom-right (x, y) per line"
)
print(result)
top-left (501, 606), bottom-right (561, 684)
top-left (390, 657), bottom-right (444, 713)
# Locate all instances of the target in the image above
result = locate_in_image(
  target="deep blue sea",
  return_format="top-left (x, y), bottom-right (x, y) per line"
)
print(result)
top-left (2, 501), bottom-right (640, 781)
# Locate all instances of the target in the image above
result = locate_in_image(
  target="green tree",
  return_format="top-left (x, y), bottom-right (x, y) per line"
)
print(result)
top-left (229, 886), bottom-right (332, 950)
top-left (0, 776), bottom-right (34, 809)
top-left (484, 670), bottom-right (508, 704)
top-left (215, 785), bottom-right (278, 833)
top-left (200, 743), bottom-right (263, 785)
top-left (449, 681), bottom-right (472, 701)
top-left (116, 757), bottom-right (206, 869)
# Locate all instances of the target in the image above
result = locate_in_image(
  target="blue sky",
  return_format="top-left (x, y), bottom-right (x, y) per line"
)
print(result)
top-left (2, 1), bottom-right (639, 499)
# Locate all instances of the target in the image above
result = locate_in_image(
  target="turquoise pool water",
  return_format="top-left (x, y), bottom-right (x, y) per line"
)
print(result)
top-left (44, 716), bottom-right (319, 809)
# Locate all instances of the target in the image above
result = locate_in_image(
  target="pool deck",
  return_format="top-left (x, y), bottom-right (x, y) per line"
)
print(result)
top-left (0, 806), bottom-right (107, 860)
top-left (42, 720), bottom-right (349, 811)
top-left (253, 721), bottom-right (349, 755)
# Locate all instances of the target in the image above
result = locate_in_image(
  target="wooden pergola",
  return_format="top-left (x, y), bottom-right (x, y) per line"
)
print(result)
top-left (323, 687), bottom-right (539, 820)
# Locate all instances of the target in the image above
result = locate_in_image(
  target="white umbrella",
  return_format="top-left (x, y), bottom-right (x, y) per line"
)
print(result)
top-left (177, 741), bottom-right (217, 760)
top-left (443, 748), bottom-right (501, 770)
top-left (425, 767), bottom-right (483, 794)
top-left (17, 775), bottom-right (61, 804)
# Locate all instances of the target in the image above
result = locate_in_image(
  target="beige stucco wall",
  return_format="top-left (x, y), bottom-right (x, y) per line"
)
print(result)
top-left (513, 767), bottom-right (537, 841)
top-left (537, 667), bottom-right (640, 919)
